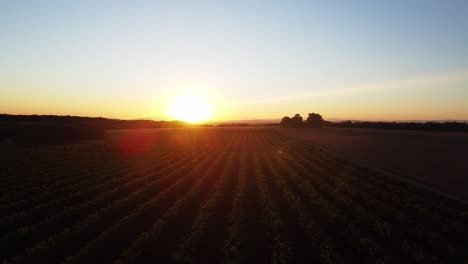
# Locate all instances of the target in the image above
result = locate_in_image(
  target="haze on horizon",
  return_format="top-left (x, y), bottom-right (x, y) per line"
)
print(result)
top-left (1, 0), bottom-right (468, 122)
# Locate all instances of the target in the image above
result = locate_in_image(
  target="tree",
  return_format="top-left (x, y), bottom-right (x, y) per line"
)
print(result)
top-left (306, 113), bottom-right (324, 127)
top-left (280, 116), bottom-right (293, 127)
top-left (280, 115), bottom-right (303, 127)
top-left (292, 114), bottom-right (304, 127)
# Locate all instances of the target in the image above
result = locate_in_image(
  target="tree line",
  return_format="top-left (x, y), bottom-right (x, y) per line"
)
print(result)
top-left (0, 114), bottom-right (189, 129)
top-left (329, 120), bottom-right (468, 133)
top-left (279, 113), bottom-right (468, 133)
top-left (0, 114), bottom-right (190, 143)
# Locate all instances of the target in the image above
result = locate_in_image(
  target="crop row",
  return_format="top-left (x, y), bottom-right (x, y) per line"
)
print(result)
top-left (273, 141), bottom-right (467, 262)
top-left (0, 151), bottom-right (196, 259)
top-left (2, 128), bottom-right (467, 263)
top-left (7, 128), bottom-right (244, 262)
top-left (0, 150), bottom-right (174, 236)
top-left (0, 150), bottom-right (151, 213)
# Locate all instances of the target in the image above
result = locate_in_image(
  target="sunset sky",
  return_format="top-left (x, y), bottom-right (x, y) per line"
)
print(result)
top-left (1, 1), bottom-right (468, 121)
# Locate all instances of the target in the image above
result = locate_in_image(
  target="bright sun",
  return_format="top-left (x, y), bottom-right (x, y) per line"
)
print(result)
top-left (167, 94), bottom-right (213, 123)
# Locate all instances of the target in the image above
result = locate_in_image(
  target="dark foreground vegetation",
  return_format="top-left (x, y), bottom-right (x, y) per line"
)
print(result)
top-left (0, 114), bottom-right (189, 129)
top-left (0, 114), bottom-right (189, 143)
top-left (0, 128), bottom-right (467, 263)
top-left (0, 124), bottom-right (106, 144)
top-left (329, 120), bottom-right (468, 133)
top-left (280, 113), bottom-right (468, 133)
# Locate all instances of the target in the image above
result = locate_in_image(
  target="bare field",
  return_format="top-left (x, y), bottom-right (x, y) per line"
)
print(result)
top-left (277, 127), bottom-right (468, 200)
top-left (1, 128), bottom-right (467, 263)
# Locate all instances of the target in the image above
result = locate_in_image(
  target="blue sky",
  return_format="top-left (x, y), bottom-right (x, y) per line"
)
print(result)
top-left (1, 0), bottom-right (468, 120)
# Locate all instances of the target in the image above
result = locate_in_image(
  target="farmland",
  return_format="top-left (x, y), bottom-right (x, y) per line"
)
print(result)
top-left (1, 128), bottom-right (467, 263)
top-left (277, 127), bottom-right (468, 200)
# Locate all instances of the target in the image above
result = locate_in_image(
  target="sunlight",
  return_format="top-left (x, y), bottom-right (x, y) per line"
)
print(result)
top-left (167, 94), bottom-right (213, 123)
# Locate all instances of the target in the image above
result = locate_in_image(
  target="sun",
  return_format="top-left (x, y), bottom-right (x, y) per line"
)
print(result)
top-left (167, 94), bottom-right (213, 123)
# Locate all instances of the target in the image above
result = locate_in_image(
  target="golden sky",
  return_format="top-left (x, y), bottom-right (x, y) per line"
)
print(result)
top-left (2, 1), bottom-right (468, 121)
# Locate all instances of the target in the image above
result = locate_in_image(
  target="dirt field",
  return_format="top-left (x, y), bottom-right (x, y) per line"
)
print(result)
top-left (277, 127), bottom-right (468, 200)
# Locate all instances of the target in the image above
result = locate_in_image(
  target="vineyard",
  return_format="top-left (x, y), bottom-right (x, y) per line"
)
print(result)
top-left (1, 128), bottom-right (467, 263)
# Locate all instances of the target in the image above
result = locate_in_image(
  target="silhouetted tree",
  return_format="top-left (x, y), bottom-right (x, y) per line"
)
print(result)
top-left (280, 116), bottom-right (293, 127)
top-left (306, 113), bottom-right (324, 127)
top-left (292, 114), bottom-right (304, 127)
top-left (325, 120), bottom-right (468, 133)
top-left (277, 112), bottom-right (468, 132)
top-left (280, 114), bottom-right (311, 128)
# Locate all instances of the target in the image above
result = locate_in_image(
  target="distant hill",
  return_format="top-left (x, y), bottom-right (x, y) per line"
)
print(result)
top-left (329, 118), bottom-right (468, 123)
top-left (208, 119), bottom-right (280, 125)
top-left (210, 118), bottom-right (468, 125)
top-left (0, 114), bottom-right (192, 143)
top-left (0, 114), bottom-right (190, 129)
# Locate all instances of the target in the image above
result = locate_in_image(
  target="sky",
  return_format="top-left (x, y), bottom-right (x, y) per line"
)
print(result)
top-left (1, 0), bottom-right (468, 121)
